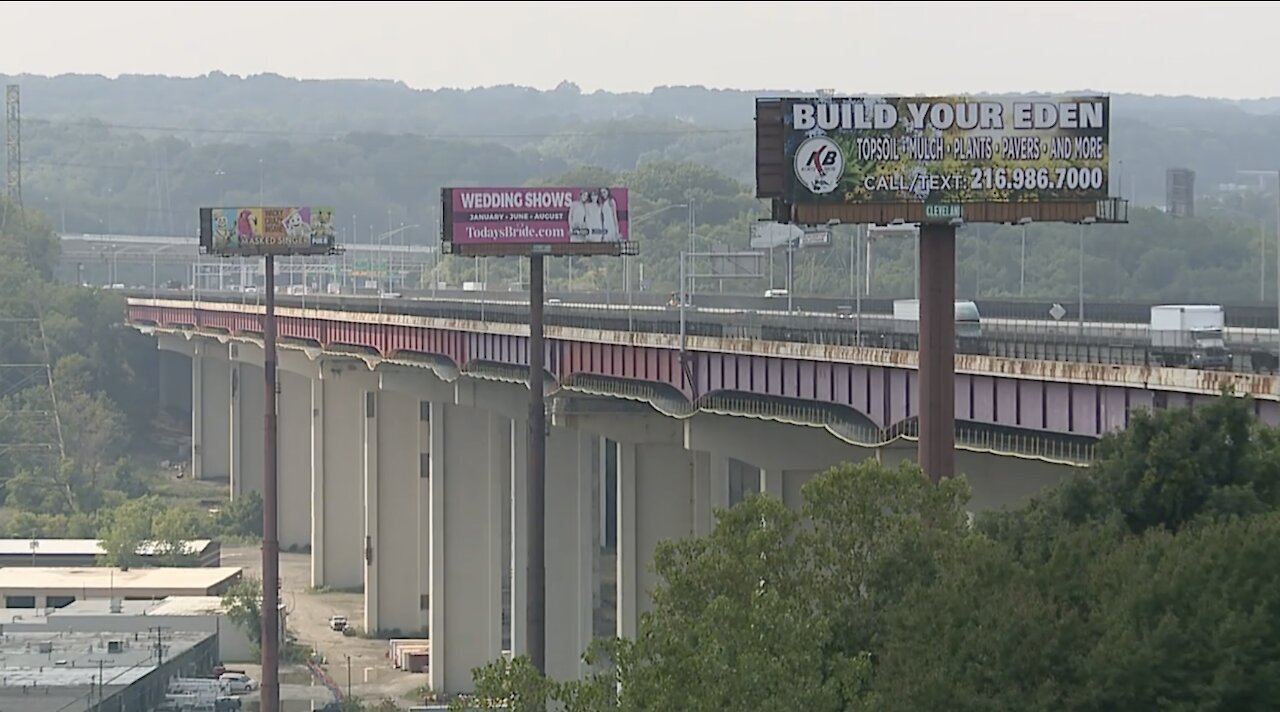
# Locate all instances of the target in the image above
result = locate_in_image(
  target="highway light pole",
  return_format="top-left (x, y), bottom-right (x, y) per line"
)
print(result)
top-left (1017, 217), bottom-right (1032, 297)
top-left (630, 203), bottom-right (688, 329)
top-left (856, 225), bottom-right (862, 342)
top-left (1077, 217), bottom-right (1096, 335)
top-left (1237, 169), bottom-right (1280, 358)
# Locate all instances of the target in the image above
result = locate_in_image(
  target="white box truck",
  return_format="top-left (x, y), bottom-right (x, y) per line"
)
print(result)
top-left (891, 299), bottom-right (983, 352)
top-left (1149, 305), bottom-right (1232, 370)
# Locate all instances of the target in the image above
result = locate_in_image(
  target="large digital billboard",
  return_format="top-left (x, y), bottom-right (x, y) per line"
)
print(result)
top-left (772, 95), bottom-right (1109, 207)
top-left (199, 206), bottom-right (338, 257)
top-left (442, 187), bottom-right (631, 256)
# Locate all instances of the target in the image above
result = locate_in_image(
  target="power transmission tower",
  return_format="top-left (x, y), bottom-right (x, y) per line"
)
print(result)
top-left (5, 84), bottom-right (20, 209)
top-left (0, 314), bottom-right (68, 507)
top-left (146, 143), bottom-right (175, 235)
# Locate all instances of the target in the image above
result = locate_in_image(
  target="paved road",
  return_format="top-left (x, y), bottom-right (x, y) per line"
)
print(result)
top-left (224, 546), bottom-right (428, 708)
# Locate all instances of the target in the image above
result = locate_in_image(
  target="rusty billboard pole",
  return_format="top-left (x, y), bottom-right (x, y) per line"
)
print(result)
top-left (198, 207), bottom-right (340, 712)
top-left (261, 252), bottom-right (281, 708)
top-left (917, 224), bottom-right (957, 480)
top-left (756, 95), bottom-right (1126, 483)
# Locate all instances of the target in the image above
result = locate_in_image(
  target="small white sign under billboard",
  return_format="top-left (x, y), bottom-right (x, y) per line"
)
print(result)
top-left (750, 221), bottom-right (804, 249)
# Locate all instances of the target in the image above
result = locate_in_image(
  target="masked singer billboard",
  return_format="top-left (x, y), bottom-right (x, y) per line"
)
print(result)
top-left (443, 187), bottom-right (630, 254)
top-left (199, 206), bottom-right (338, 257)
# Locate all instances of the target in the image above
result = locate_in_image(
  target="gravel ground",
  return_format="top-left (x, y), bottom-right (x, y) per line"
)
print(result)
top-left (222, 545), bottom-right (429, 709)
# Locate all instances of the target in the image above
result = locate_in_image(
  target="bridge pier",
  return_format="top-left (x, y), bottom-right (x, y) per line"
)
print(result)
top-left (683, 413), bottom-right (874, 511)
top-left (614, 439), bottom-right (698, 639)
top-left (562, 405), bottom-right (693, 640)
top-left (427, 403), bottom-right (505, 694)
top-left (360, 388), bottom-right (428, 636)
top-left (877, 440), bottom-right (1074, 511)
top-left (278, 371), bottom-right (312, 550)
top-left (312, 362), bottom-right (375, 591)
top-left (181, 341), bottom-right (234, 482)
top-left (543, 426), bottom-right (595, 683)
top-left (157, 348), bottom-right (192, 418)
top-left (230, 360), bottom-right (265, 499)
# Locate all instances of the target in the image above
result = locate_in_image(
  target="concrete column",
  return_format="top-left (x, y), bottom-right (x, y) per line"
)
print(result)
top-left (685, 414), bottom-right (871, 513)
top-left (312, 363), bottom-right (374, 591)
top-left (877, 442), bottom-right (1073, 513)
top-left (191, 351), bottom-right (203, 479)
top-left (194, 346), bottom-right (233, 482)
top-left (310, 376), bottom-right (327, 587)
top-left (277, 371), bottom-right (312, 550)
top-left (157, 348), bottom-right (192, 417)
top-left (239, 363), bottom-right (266, 496)
top-left (543, 427), bottom-right (594, 682)
top-left (417, 402), bottom-right (431, 643)
top-left (429, 404), bottom-right (505, 694)
top-left (231, 362), bottom-right (265, 499)
top-left (363, 388), bottom-right (428, 636)
top-left (509, 417), bottom-right (527, 658)
top-left (614, 440), bottom-right (697, 639)
top-left (691, 451), bottom-right (728, 537)
top-left (454, 379), bottom-right (530, 660)
top-left (558, 402), bottom-right (699, 641)
top-left (362, 388), bottom-right (380, 630)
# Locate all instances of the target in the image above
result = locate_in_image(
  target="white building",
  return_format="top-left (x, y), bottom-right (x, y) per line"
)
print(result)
top-left (0, 595), bottom-right (256, 663)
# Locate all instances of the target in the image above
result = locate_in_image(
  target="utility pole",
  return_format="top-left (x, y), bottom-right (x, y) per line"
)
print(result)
top-left (152, 626), bottom-right (166, 666)
top-left (261, 253), bottom-right (281, 712)
top-left (89, 657), bottom-right (109, 708)
top-left (526, 252), bottom-right (546, 674)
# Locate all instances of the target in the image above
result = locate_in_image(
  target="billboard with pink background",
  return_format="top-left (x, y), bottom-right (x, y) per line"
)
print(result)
top-left (446, 187), bottom-right (630, 245)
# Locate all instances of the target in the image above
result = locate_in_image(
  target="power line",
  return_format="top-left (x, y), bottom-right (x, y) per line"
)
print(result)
top-left (22, 115), bottom-right (752, 141)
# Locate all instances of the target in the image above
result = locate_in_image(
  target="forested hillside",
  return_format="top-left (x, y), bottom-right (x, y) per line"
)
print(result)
top-left (0, 197), bottom-right (262, 548)
top-left (7, 73), bottom-right (1280, 303)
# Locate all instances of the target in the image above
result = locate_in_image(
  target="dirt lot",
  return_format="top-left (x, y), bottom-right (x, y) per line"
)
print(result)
top-left (223, 545), bottom-right (428, 709)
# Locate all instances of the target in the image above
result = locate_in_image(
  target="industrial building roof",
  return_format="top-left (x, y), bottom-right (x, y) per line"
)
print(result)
top-left (51, 595), bottom-right (227, 617)
top-left (0, 630), bottom-right (212, 711)
top-left (0, 538), bottom-right (215, 556)
top-left (0, 566), bottom-right (242, 593)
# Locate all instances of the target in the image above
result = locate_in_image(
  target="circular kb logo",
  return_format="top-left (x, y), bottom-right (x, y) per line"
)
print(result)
top-left (793, 136), bottom-right (845, 195)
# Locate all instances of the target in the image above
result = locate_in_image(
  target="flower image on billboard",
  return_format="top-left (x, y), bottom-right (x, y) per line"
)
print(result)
top-left (446, 187), bottom-right (630, 246)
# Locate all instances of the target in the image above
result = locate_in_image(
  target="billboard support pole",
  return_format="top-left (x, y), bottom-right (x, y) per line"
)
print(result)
top-left (526, 252), bottom-right (547, 675)
top-left (261, 253), bottom-right (281, 712)
top-left (917, 224), bottom-right (956, 483)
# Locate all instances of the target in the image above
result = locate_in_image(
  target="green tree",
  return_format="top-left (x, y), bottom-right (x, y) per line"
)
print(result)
top-left (222, 575), bottom-right (263, 649)
top-left (152, 506), bottom-right (204, 566)
top-left (449, 656), bottom-right (560, 712)
top-left (618, 493), bottom-right (834, 712)
top-left (458, 460), bottom-right (969, 712)
top-left (980, 393), bottom-right (1280, 559)
top-left (215, 490), bottom-right (264, 540)
top-left (97, 496), bottom-right (161, 569)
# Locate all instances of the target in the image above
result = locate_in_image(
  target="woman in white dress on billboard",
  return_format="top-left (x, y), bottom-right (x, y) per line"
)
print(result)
top-left (568, 190), bottom-right (592, 242)
top-left (583, 190), bottom-right (605, 242)
top-left (597, 187), bottom-right (619, 242)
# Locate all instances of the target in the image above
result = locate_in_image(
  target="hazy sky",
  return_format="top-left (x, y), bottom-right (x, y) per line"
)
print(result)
top-left (5, 1), bottom-right (1280, 99)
